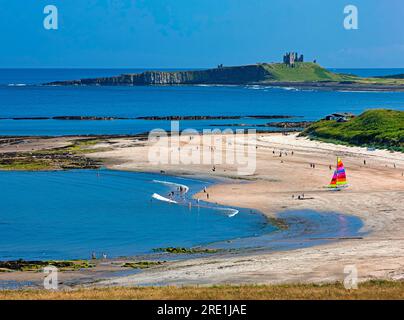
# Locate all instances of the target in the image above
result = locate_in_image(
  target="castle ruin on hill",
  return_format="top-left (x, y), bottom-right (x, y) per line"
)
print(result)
top-left (283, 52), bottom-right (304, 66)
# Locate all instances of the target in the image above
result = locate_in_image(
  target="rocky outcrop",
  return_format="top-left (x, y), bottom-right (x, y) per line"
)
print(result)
top-left (45, 65), bottom-right (268, 86)
top-left (136, 115), bottom-right (296, 120)
top-left (43, 63), bottom-right (404, 91)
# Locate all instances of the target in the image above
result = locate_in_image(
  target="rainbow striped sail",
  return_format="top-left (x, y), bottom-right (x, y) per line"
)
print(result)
top-left (328, 157), bottom-right (348, 189)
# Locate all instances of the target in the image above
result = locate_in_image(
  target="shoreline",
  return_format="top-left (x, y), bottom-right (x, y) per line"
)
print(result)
top-left (0, 168), bottom-right (365, 290)
top-left (0, 132), bottom-right (403, 288)
top-left (17, 82), bottom-right (404, 92)
top-left (87, 132), bottom-right (404, 286)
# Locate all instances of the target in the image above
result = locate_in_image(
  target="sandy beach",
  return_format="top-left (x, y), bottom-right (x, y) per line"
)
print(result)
top-left (85, 132), bottom-right (404, 286)
top-left (1, 132), bottom-right (403, 288)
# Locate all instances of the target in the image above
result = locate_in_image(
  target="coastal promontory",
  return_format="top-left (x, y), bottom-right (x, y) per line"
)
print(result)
top-left (45, 56), bottom-right (404, 91)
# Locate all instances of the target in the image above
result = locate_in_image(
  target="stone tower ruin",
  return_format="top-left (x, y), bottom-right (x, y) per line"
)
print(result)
top-left (283, 52), bottom-right (304, 66)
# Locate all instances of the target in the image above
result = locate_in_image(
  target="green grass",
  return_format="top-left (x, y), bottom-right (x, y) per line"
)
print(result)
top-left (257, 62), bottom-right (404, 85)
top-left (302, 109), bottom-right (404, 151)
top-left (0, 161), bottom-right (53, 170)
top-left (0, 259), bottom-right (94, 272)
top-left (260, 62), bottom-right (355, 82)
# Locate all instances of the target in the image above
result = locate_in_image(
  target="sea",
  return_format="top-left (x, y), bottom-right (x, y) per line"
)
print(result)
top-left (0, 68), bottom-right (404, 136)
top-left (0, 68), bottom-right (402, 261)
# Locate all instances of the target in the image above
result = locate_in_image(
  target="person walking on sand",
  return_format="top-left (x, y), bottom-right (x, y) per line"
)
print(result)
top-left (364, 159), bottom-right (366, 166)
top-left (207, 193), bottom-right (209, 199)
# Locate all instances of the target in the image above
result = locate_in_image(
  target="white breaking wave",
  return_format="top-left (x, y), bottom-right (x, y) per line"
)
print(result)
top-left (215, 207), bottom-right (239, 218)
top-left (194, 84), bottom-right (238, 87)
top-left (245, 85), bottom-right (262, 90)
top-left (151, 193), bottom-right (177, 204)
top-left (336, 90), bottom-right (382, 93)
top-left (153, 180), bottom-right (189, 194)
top-left (8, 83), bottom-right (27, 87)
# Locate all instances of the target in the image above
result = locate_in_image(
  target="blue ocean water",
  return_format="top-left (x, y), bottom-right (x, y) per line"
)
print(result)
top-left (0, 170), bottom-right (273, 261)
top-left (0, 68), bottom-right (404, 136)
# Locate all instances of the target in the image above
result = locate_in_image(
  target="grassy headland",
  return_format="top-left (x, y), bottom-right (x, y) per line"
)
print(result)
top-left (261, 62), bottom-right (352, 82)
top-left (45, 62), bottom-right (404, 88)
top-left (0, 281), bottom-right (402, 300)
top-left (302, 109), bottom-right (404, 152)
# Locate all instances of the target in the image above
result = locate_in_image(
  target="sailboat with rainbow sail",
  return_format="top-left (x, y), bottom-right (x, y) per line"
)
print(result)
top-left (328, 157), bottom-right (348, 190)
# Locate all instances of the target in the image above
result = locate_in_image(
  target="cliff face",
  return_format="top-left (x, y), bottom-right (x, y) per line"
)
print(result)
top-left (46, 65), bottom-right (268, 86)
top-left (44, 63), bottom-right (404, 91)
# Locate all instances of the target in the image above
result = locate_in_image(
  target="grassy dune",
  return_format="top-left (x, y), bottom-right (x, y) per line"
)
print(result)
top-left (302, 109), bottom-right (404, 152)
top-left (0, 281), bottom-right (403, 300)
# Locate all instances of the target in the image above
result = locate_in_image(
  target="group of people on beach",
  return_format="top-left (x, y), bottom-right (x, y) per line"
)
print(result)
top-left (292, 193), bottom-right (306, 200)
top-left (273, 150), bottom-right (294, 157)
top-left (91, 252), bottom-right (107, 260)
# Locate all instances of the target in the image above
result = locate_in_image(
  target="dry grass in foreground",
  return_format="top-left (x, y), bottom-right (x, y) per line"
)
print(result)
top-left (0, 281), bottom-right (403, 300)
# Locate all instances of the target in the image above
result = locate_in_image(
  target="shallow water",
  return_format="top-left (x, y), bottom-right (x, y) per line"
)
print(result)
top-left (209, 210), bottom-right (364, 252)
top-left (0, 169), bottom-right (365, 262)
top-left (0, 169), bottom-right (274, 261)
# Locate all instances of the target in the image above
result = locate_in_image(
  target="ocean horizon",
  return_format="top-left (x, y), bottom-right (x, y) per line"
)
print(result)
top-left (0, 68), bottom-right (404, 136)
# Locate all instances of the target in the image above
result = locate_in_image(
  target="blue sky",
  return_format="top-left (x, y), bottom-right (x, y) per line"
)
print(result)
top-left (1, 0), bottom-right (403, 68)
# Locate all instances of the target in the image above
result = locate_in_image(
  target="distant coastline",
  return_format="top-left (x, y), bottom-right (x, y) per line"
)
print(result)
top-left (43, 62), bottom-right (404, 92)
